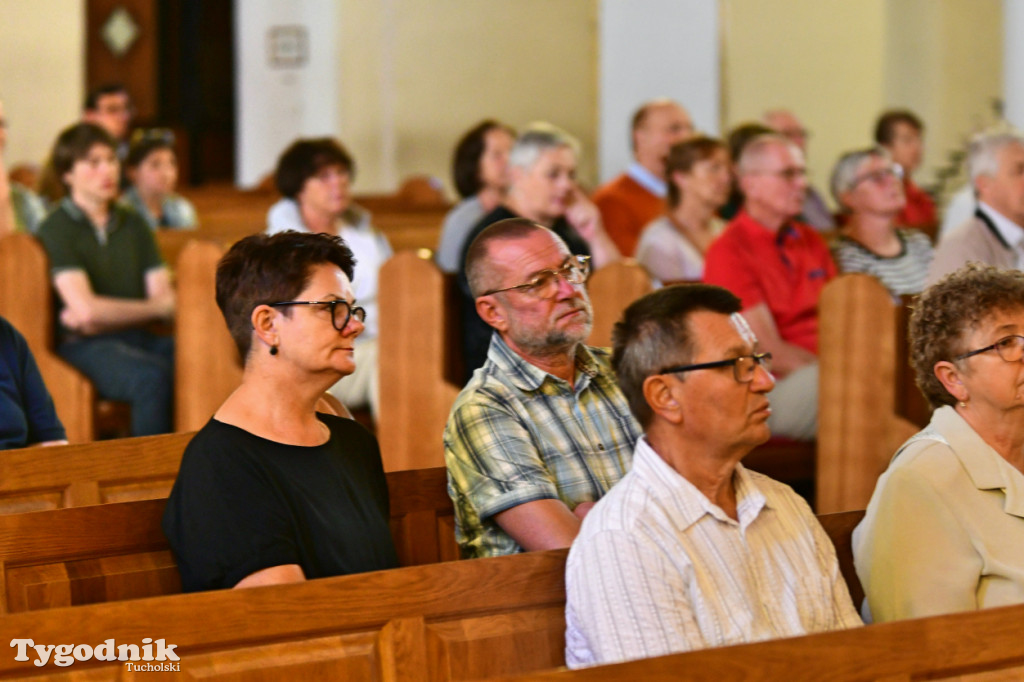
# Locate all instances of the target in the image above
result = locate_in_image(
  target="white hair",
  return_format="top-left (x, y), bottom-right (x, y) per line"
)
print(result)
top-left (507, 122), bottom-right (580, 171)
top-left (968, 131), bottom-right (1024, 183)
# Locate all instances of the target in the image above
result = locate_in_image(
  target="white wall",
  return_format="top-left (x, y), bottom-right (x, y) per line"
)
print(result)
top-left (0, 0), bottom-right (85, 168)
top-left (597, 0), bottom-right (720, 183)
top-left (235, 0), bottom-right (340, 187)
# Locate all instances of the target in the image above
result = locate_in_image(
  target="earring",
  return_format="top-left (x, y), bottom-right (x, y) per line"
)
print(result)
top-left (959, 400), bottom-right (967, 408)
top-left (270, 345), bottom-right (278, 356)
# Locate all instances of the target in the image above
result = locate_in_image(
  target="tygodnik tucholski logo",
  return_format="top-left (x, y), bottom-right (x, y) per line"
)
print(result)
top-left (11, 638), bottom-right (181, 671)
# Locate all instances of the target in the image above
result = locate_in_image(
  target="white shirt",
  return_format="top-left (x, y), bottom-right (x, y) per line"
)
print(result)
top-left (266, 198), bottom-right (392, 339)
top-left (978, 201), bottom-right (1024, 269)
top-left (564, 437), bottom-right (861, 668)
top-left (626, 161), bottom-right (667, 198)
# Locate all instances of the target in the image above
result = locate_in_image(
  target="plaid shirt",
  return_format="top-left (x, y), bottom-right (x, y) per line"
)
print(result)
top-left (444, 333), bottom-right (641, 558)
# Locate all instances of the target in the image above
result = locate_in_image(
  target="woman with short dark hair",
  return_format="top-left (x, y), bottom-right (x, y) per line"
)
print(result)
top-left (435, 120), bottom-right (515, 273)
top-left (854, 263), bottom-right (1024, 621)
top-left (266, 137), bottom-right (390, 419)
top-left (163, 231), bottom-right (399, 592)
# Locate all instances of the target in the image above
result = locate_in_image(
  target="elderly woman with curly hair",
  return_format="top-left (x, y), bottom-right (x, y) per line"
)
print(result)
top-left (853, 263), bottom-right (1024, 622)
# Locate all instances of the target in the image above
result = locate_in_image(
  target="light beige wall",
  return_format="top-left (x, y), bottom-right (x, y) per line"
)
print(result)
top-left (338, 0), bottom-right (598, 195)
top-left (722, 0), bottom-right (889, 205)
top-left (0, 0), bottom-right (85, 168)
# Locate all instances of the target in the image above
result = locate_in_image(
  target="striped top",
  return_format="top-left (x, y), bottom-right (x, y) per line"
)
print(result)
top-left (830, 229), bottom-right (933, 296)
top-left (444, 334), bottom-right (641, 559)
top-left (565, 437), bottom-right (861, 668)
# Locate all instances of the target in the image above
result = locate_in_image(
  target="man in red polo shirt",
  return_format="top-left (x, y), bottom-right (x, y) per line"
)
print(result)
top-left (703, 134), bottom-right (835, 441)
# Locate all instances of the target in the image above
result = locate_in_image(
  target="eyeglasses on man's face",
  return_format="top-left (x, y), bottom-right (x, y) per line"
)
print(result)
top-left (749, 167), bottom-right (807, 183)
top-left (658, 352), bottom-right (773, 384)
top-left (482, 255), bottom-right (591, 299)
top-left (267, 299), bottom-right (366, 332)
top-left (850, 164), bottom-right (903, 190)
top-left (955, 334), bottom-right (1024, 363)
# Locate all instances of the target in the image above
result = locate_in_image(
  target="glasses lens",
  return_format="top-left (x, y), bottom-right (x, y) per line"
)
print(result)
top-left (331, 301), bottom-right (351, 331)
top-left (352, 306), bottom-right (366, 323)
top-left (995, 336), bottom-right (1024, 362)
top-left (733, 356), bottom-right (755, 383)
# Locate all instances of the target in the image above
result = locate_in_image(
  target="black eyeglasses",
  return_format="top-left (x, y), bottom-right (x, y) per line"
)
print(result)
top-left (130, 128), bottom-right (175, 146)
top-left (481, 255), bottom-right (591, 298)
top-left (658, 352), bottom-right (773, 384)
top-left (955, 335), bottom-right (1024, 362)
top-left (267, 299), bottom-right (366, 332)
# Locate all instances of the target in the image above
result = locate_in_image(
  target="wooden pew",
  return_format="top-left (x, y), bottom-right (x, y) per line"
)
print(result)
top-left (817, 274), bottom-right (924, 513)
top-left (584, 259), bottom-right (653, 348)
top-left (0, 466), bottom-right (456, 614)
top-left (504, 603), bottom-right (1024, 682)
top-left (0, 233), bottom-right (96, 442)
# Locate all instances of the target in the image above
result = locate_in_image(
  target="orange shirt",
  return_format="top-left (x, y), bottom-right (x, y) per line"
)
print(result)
top-left (592, 174), bottom-right (665, 257)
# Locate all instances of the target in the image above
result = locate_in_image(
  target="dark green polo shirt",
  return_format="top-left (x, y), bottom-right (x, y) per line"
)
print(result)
top-left (36, 198), bottom-right (164, 301)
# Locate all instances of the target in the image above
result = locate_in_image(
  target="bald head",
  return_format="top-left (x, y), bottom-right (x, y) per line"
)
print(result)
top-left (465, 218), bottom-right (547, 298)
top-left (632, 99), bottom-right (694, 178)
top-left (763, 109), bottom-right (809, 153)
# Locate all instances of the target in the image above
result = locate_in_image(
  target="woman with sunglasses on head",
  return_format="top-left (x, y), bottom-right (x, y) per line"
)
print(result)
top-left (829, 147), bottom-right (933, 296)
top-left (854, 263), bottom-right (1024, 622)
top-left (266, 138), bottom-right (390, 420)
top-left (121, 129), bottom-right (197, 230)
top-left (163, 231), bottom-right (398, 592)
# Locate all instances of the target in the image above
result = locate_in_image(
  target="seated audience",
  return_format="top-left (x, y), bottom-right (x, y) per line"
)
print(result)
top-left (635, 136), bottom-right (730, 283)
top-left (0, 315), bottom-right (67, 449)
top-left (565, 284), bottom-right (860, 667)
top-left (854, 264), bottom-right (1024, 621)
top-left (435, 119), bottom-right (514, 273)
top-left (121, 129), bottom-right (197, 230)
top-left (163, 231), bottom-right (398, 592)
top-left (266, 137), bottom-right (390, 419)
top-left (718, 122), bottom-right (773, 221)
top-left (829, 147), bottom-right (933, 296)
top-left (456, 123), bottom-right (620, 381)
top-left (592, 99), bottom-right (694, 256)
top-left (763, 108), bottom-right (835, 231)
top-left (929, 131), bottom-right (1024, 285)
top-left (703, 134), bottom-right (835, 441)
top-left (445, 219), bottom-right (640, 559)
top-left (0, 99), bottom-right (46, 235)
top-left (36, 123), bottom-right (174, 437)
top-left (875, 109), bottom-right (937, 235)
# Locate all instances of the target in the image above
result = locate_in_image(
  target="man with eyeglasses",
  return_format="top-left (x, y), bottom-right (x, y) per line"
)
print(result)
top-left (928, 131), bottom-right (1024, 286)
top-left (444, 218), bottom-right (641, 559)
top-left (763, 108), bottom-right (835, 231)
top-left (703, 133), bottom-right (836, 441)
top-left (564, 284), bottom-right (861, 668)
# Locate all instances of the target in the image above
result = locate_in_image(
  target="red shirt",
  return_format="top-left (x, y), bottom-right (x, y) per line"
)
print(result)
top-left (895, 178), bottom-right (937, 230)
top-left (702, 210), bottom-right (836, 354)
top-left (592, 174), bottom-right (665, 257)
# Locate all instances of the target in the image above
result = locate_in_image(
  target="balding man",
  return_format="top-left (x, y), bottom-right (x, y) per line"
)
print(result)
top-left (928, 131), bottom-right (1024, 285)
top-left (445, 219), bottom-right (641, 559)
top-left (565, 284), bottom-right (860, 667)
top-left (593, 99), bottom-right (695, 256)
top-left (703, 134), bottom-right (836, 441)
top-left (763, 109), bottom-right (835, 231)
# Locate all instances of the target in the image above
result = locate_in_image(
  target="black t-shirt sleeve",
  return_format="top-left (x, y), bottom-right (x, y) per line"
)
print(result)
top-left (163, 428), bottom-right (303, 591)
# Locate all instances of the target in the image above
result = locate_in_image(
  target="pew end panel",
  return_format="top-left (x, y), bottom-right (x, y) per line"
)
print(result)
top-left (585, 259), bottom-right (653, 349)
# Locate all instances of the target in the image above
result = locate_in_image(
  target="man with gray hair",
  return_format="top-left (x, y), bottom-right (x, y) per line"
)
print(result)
top-left (928, 131), bottom-right (1024, 285)
top-left (445, 219), bottom-right (640, 559)
top-left (763, 108), bottom-right (835, 231)
top-left (455, 123), bottom-right (619, 380)
top-left (703, 134), bottom-right (835, 441)
top-left (564, 284), bottom-right (860, 667)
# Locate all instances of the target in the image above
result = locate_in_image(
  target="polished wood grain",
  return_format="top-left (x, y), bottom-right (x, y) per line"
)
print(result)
top-left (584, 258), bottom-right (653, 349)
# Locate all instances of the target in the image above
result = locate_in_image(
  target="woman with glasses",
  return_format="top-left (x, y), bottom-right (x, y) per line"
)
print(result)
top-left (266, 137), bottom-right (390, 420)
top-left (853, 263), bottom-right (1024, 622)
top-left (121, 129), bottom-right (197, 230)
top-left (635, 136), bottom-right (731, 283)
top-left (163, 231), bottom-right (398, 592)
top-left (829, 147), bottom-right (933, 296)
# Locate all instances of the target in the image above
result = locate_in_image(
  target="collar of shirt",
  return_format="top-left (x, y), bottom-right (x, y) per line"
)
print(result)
top-left (626, 162), bottom-right (667, 198)
top-left (60, 197), bottom-right (120, 244)
top-left (487, 332), bottom-right (601, 393)
top-left (632, 436), bottom-right (770, 532)
top-left (978, 201), bottom-right (1024, 253)
top-left (928, 405), bottom-right (1024, 518)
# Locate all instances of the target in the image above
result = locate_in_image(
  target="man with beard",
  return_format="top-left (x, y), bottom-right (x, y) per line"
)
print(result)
top-left (444, 219), bottom-right (641, 559)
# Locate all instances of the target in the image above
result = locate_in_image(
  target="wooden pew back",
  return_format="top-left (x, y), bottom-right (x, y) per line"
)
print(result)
top-left (585, 259), bottom-right (653, 348)
top-left (817, 274), bottom-right (922, 513)
top-left (0, 466), bottom-right (456, 614)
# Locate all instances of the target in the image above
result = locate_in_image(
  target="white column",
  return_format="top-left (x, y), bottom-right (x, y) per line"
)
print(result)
top-left (234, 0), bottom-right (340, 188)
top-left (1005, 0), bottom-right (1024, 128)
top-left (597, 0), bottom-right (721, 184)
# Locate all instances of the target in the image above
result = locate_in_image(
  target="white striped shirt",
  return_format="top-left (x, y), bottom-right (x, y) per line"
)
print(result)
top-left (564, 437), bottom-right (861, 668)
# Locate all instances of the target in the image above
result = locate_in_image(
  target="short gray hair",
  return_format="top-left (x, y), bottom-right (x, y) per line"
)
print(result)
top-left (830, 146), bottom-right (890, 209)
top-left (508, 122), bottom-right (581, 171)
top-left (735, 133), bottom-right (797, 175)
top-left (968, 131), bottom-right (1024, 184)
